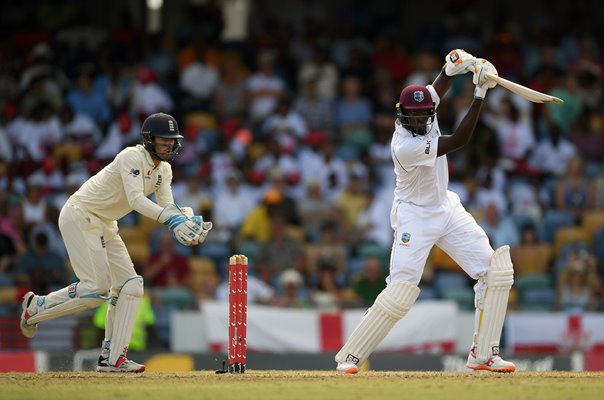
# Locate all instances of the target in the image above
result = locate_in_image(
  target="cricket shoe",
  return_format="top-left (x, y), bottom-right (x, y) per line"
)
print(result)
top-left (336, 362), bottom-right (359, 375)
top-left (20, 291), bottom-right (39, 339)
top-left (97, 355), bottom-right (145, 373)
top-left (466, 347), bottom-right (516, 373)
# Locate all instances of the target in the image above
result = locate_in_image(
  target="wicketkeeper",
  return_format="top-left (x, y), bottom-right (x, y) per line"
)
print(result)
top-left (19, 112), bottom-right (212, 372)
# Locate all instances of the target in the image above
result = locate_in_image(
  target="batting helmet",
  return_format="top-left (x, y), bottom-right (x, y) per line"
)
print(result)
top-left (140, 113), bottom-right (183, 162)
top-left (395, 85), bottom-right (436, 136)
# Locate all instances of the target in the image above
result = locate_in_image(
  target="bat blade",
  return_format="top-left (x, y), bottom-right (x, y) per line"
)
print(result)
top-left (485, 73), bottom-right (564, 104)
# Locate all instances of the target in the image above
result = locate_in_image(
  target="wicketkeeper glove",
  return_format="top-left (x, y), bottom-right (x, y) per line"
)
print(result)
top-left (176, 205), bottom-right (213, 245)
top-left (472, 58), bottom-right (498, 99)
top-left (444, 49), bottom-right (477, 76)
top-left (157, 204), bottom-right (203, 246)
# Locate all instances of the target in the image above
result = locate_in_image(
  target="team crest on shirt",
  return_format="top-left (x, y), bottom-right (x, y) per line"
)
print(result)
top-left (400, 232), bottom-right (411, 246)
top-left (413, 91), bottom-right (424, 102)
top-left (68, 282), bottom-right (78, 299)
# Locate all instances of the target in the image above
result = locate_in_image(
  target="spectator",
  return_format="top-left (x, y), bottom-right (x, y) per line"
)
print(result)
top-left (529, 124), bottom-right (577, 177)
top-left (28, 155), bottom-right (65, 194)
top-left (310, 257), bottom-right (346, 310)
top-left (353, 256), bottom-right (387, 307)
top-left (297, 180), bottom-right (339, 243)
top-left (479, 203), bottom-right (520, 249)
top-left (547, 73), bottom-right (583, 134)
top-left (215, 266), bottom-right (275, 305)
top-left (0, 121), bottom-right (12, 163)
top-left (238, 189), bottom-right (282, 243)
top-left (213, 169), bottom-right (256, 241)
top-left (274, 268), bottom-right (311, 308)
top-left (66, 65), bottom-right (112, 128)
top-left (556, 249), bottom-right (599, 313)
top-left (172, 173), bottom-right (210, 215)
top-left (214, 52), bottom-right (248, 120)
top-left (0, 231), bottom-right (17, 286)
top-left (301, 140), bottom-right (349, 202)
top-left (245, 51), bottom-right (286, 125)
top-left (262, 97), bottom-right (308, 146)
top-left (335, 75), bottom-right (372, 144)
top-left (132, 66), bottom-right (174, 119)
top-left (336, 173), bottom-right (371, 244)
top-left (306, 222), bottom-right (347, 282)
top-left (293, 75), bottom-right (336, 140)
top-left (568, 111), bottom-right (604, 176)
top-left (95, 112), bottom-right (140, 160)
top-left (19, 44), bottom-right (66, 115)
top-left (20, 175), bottom-right (49, 234)
top-left (15, 231), bottom-right (67, 294)
top-left (0, 194), bottom-right (23, 252)
top-left (511, 224), bottom-right (551, 276)
top-left (179, 44), bottom-right (219, 112)
top-left (554, 156), bottom-right (594, 224)
top-left (145, 231), bottom-right (191, 287)
top-left (17, 102), bottom-right (63, 165)
top-left (482, 97), bottom-right (536, 176)
top-left (256, 215), bottom-right (305, 287)
top-left (298, 46), bottom-right (339, 101)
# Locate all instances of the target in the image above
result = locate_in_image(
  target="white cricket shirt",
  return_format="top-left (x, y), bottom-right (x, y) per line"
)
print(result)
top-left (70, 144), bottom-right (174, 221)
top-left (391, 85), bottom-right (449, 207)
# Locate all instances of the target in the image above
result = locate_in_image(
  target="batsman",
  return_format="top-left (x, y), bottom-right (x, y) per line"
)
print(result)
top-left (19, 113), bottom-right (213, 372)
top-left (336, 50), bottom-right (516, 374)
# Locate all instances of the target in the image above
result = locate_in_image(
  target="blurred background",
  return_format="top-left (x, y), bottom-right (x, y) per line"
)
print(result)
top-left (1, 0), bottom-right (604, 372)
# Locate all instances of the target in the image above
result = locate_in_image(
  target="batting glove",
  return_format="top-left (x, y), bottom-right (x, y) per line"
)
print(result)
top-left (444, 49), bottom-right (477, 76)
top-left (472, 59), bottom-right (498, 99)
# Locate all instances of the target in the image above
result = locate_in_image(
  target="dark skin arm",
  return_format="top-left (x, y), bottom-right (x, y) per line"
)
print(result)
top-left (432, 65), bottom-right (484, 157)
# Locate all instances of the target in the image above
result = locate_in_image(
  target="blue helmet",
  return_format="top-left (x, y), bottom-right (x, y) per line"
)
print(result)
top-left (140, 113), bottom-right (183, 162)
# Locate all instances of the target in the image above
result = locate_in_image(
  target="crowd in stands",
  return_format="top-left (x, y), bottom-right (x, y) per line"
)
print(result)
top-left (1, 1), bottom-right (604, 350)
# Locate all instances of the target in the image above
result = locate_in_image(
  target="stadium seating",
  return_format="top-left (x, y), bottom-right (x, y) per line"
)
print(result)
top-left (515, 273), bottom-right (555, 311)
top-left (188, 256), bottom-right (219, 293)
top-left (582, 210), bottom-right (604, 238)
top-left (553, 227), bottom-right (590, 257)
top-left (433, 271), bottom-right (469, 298)
top-left (539, 210), bottom-right (575, 243)
top-left (441, 287), bottom-right (475, 311)
top-left (512, 243), bottom-right (552, 276)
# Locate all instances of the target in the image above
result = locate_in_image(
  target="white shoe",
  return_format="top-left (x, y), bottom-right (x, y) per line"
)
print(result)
top-left (466, 346), bottom-right (516, 373)
top-left (336, 362), bottom-right (359, 375)
top-left (20, 291), bottom-right (38, 339)
top-left (97, 355), bottom-right (145, 373)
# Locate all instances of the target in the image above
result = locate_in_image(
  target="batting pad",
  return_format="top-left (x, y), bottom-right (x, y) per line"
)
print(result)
top-left (109, 276), bottom-right (144, 365)
top-left (474, 245), bottom-right (514, 362)
top-left (335, 281), bottom-right (420, 367)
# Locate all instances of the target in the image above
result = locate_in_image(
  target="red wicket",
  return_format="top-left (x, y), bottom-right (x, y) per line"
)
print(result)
top-left (228, 254), bottom-right (248, 373)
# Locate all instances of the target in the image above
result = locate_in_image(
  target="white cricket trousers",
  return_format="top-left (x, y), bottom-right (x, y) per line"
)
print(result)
top-left (388, 191), bottom-right (493, 285)
top-left (55, 200), bottom-right (136, 300)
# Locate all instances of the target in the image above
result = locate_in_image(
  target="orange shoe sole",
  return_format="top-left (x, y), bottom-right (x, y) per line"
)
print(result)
top-left (467, 364), bottom-right (516, 373)
top-left (338, 367), bottom-right (359, 375)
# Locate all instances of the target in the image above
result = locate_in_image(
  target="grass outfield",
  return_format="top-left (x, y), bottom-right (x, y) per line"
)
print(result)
top-left (1, 371), bottom-right (603, 400)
